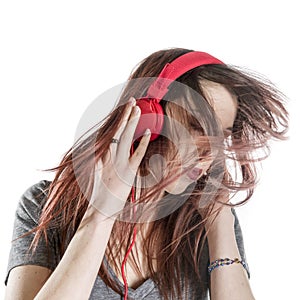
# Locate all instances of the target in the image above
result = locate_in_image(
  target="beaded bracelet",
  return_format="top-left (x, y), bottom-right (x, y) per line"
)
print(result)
top-left (208, 258), bottom-right (247, 275)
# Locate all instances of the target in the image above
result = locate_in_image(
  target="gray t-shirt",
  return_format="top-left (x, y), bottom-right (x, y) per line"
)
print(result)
top-left (5, 180), bottom-right (250, 299)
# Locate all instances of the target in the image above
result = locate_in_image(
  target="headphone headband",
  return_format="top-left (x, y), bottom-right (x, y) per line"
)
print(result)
top-left (135, 51), bottom-right (224, 141)
top-left (146, 51), bottom-right (224, 100)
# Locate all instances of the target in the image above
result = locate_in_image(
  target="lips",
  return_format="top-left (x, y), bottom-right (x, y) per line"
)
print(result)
top-left (186, 167), bottom-right (202, 181)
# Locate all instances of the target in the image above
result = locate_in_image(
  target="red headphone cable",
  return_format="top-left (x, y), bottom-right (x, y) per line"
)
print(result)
top-left (121, 144), bottom-right (138, 300)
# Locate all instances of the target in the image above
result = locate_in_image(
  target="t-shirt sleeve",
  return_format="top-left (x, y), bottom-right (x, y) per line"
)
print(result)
top-left (4, 180), bottom-right (60, 286)
top-left (232, 208), bottom-right (250, 279)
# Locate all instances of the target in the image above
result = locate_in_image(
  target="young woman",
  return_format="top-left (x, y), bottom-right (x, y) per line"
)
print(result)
top-left (4, 48), bottom-right (288, 300)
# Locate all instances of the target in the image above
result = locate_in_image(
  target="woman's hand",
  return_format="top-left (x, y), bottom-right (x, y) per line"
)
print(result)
top-left (89, 97), bottom-right (151, 218)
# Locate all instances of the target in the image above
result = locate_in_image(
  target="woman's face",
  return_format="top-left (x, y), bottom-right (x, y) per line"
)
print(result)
top-left (164, 81), bottom-right (238, 195)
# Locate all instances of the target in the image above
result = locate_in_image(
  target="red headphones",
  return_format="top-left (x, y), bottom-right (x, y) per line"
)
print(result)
top-left (134, 51), bottom-right (224, 141)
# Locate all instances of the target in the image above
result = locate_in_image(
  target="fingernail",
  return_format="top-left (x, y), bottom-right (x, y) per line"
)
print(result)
top-left (144, 128), bottom-right (151, 135)
top-left (134, 106), bottom-right (140, 114)
top-left (129, 97), bottom-right (136, 106)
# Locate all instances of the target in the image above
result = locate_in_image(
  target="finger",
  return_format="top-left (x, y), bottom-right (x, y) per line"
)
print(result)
top-left (109, 97), bottom-right (136, 158)
top-left (112, 97), bottom-right (136, 141)
top-left (129, 128), bottom-right (151, 169)
top-left (117, 105), bottom-right (142, 157)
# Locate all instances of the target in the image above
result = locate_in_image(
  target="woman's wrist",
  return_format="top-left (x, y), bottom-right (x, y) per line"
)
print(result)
top-left (205, 207), bottom-right (240, 260)
top-left (82, 204), bottom-right (116, 227)
top-left (205, 206), bottom-right (235, 233)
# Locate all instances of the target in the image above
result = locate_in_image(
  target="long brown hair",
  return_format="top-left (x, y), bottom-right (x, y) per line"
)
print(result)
top-left (21, 48), bottom-right (288, 299)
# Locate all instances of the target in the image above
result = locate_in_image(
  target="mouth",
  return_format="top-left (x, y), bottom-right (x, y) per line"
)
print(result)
top-left (186, 167), bottom-right (203, 181)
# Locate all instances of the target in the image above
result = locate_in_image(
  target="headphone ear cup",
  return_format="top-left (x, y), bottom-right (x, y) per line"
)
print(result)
top-left (134, 98), bottom-right (164, 142)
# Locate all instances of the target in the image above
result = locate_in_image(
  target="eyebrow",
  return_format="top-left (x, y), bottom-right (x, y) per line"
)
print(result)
top-left (226, 127), bottom-right (233, 131)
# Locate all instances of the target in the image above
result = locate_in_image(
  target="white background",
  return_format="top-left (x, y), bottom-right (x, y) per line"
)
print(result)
top-left (0, 1), bottom-right (299, 299)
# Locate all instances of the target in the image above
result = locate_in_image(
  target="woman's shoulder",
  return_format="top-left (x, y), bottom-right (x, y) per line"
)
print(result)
top-left (22, 180), bottom-right (51, 197)
top-left (16, 180), bottom-right (52, 223)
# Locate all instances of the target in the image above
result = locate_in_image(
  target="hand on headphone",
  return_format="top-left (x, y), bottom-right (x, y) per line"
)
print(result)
top-left (89, 97), bottom-right (151, 218)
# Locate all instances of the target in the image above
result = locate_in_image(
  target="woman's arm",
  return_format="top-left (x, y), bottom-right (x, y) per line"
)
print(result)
top-left (5, 265), bottom-right (52, 300)
top-left (4, 204), bottom-right (115, 300)
top-left (33, 205), bottom-right (115, 300)
top-left (206, 207), bottom-right (255, 300)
